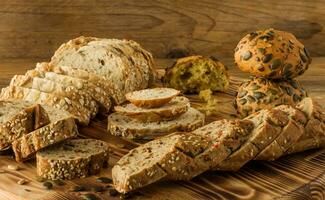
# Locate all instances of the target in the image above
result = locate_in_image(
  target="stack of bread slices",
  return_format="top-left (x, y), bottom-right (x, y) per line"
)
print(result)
top-left (0, 36), bottom-right (156, 180)
top-left (108, 88), bottom-right (205, 139)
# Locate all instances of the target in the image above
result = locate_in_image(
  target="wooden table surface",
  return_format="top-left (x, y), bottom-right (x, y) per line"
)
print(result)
top-left (0, 58), bottom-right (324, 200)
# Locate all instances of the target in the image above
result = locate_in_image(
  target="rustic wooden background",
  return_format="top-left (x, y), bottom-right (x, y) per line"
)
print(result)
top-left (0, 0), bottom-right (324, 60)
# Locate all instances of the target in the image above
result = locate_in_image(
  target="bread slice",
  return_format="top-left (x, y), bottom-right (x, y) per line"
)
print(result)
top-left (10, 75), bottom-right (99, 118)
top-left (112, 119), bottom-right (254, 193)
top-left (12, 108), bottom-right (78, 162)
top-left (31, 62), bottom-right (117, 109)
top-left (0, 101), bottom-right (50, 150)
top-left (0, 86), bottom-right (91, 125)
top-left (108, 107), bottom-right (205, 139)
top-left (36, 139), bottom-right (109, 180)
top-left (125, 88), bottom-right (180, 108)
top-left (50, 37), bottom-right (156, 95)
top-left (114, 96), bottom-right (190, 122)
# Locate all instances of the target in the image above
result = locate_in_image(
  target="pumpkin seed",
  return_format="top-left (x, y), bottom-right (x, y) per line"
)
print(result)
top-left (253, 92), bottom-right (266, 99)
top-left (239, 98), bottom-right (247, 105)
top-left (238, 90), bottom-right (248, 98)
top-left (43, 181), bottom-right (53, 190)
top-left (242, 51), bottom-right (252, 60)
top-left (96, 177), bottom-right (112, 184)
top-left (247, 95), bottom-right (256, 103)
top-left (17, 179), bottom-right (27, 185)
top-left (263, 54), bottom-right (273, 63)
top-left (251, 85), bottom-right (261, 90)
top-left (266, 88), bottom-right (277, 95)
top-left (83, 193), bottom-right (99, 200)
top-left (257, 48), bottom-right (266, 54)
top-left (270, 59), bottom-right (282, 70)
top-left (108, 188), bottom-right (118, 196)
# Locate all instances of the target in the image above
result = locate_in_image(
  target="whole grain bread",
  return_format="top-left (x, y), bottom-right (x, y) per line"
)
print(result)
top-left (12, 108), bottom-right (78, 162)
top-left (50, 37), bottom-right (156, 95)
top-left (10, 75), bottom-right (99, 118)
top-left (0, 85), bottom-right (91, 125)
top-left (125, 88), bottom-right (180, 108)
top-left (114, 96), bottom-right (190, 122)
top-left (0, 101), bottom-right (50, 150)
top-left (108, 107), bottom-right (205, 139)
top-left (36, 139), bottom-right (109, 180)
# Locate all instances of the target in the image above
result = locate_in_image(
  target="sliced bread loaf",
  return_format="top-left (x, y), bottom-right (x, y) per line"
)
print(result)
top-left (108, 107), bottom-right (205, 139)
top-left (113, 119), bottom-right (254, 193)
top-left (36, 139), bottom-right (109, 180)
top-left (0, 86), bottom-right (91, 125)
top-left (125, 88), bottom-right (180, 108)
top-left (12, 108), bottom-right (78, 162)
top-left (114, 96), bottom-right (190, 122)
top-left (0, 101), bottom-right (50, 150)
top-left (10, 75), bottom-right (98, 118)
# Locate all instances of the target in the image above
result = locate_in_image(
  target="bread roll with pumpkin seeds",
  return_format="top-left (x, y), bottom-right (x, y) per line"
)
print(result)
top-left (164, 55), bottom-right (229, 93)
top-left (234, 28), bottom-right (311, 79)
top-left (235, 77), bottom-right (307, 117)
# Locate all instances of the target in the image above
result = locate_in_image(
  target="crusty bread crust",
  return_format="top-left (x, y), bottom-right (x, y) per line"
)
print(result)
top-left (125, 88), bottom-right (180, 108)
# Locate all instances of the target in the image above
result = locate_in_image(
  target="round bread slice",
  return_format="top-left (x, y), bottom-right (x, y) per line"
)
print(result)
top-left (108, 107), bottom-right (205, 139)
top-left (114, 96), bottom-right (190, 122)
top-left (125, 88), bottom-right (180, 108)
top-left (36, 139), bottom-right (109, 180)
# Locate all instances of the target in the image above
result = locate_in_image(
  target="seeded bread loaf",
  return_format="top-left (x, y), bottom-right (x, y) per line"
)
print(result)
top-left (164, 55), bottom-right (229, 93)
top-left (114, 96), bottom-right (190, 122)
top-left (0, 86), bottom-right (91, 125)
top-left (113, 119), bottom-right (254, 193)
top-left (108, 107), bottom-right (205, 139)
top-left (34, 62), bottom-right (123, 106)
top-left (0, 101), bottom-right (50, 150)
top-left (234, 28), bottom-right (311, 79)
top-left (50, 36), bottom-right (156, 95)
top-left (36, 139), bottom-right (109, 180)
top-left (235, 77), bottom-right (307, 117)
top-left (12, 108), bottom-right (78, 162)
top-left (125, 88), bottom-right (180, 108)
top-left (10, 75), bottom-right (99, 118)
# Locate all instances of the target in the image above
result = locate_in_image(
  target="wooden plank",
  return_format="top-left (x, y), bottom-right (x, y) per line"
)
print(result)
top-left (0, 0), bottom-right (324, 59)
top-left (0, 58), bottom-right (324, 199)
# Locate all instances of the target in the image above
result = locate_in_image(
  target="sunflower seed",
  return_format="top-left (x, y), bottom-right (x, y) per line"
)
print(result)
top-left (18, 179), bottom-right (27, 185)
top-left (71, 185), bottom-right (86, 192)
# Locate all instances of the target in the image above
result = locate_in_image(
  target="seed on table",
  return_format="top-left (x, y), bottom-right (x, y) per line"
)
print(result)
top-left (108, 188), bottom-right (118, 196)
top-left (17, 179), bottom-right (28, 185)
top-left (96, 177), bottom-right (112, 184)
top-left (43, 181), bottom-right (53, 190)
top-left (7, 165), bottom-right (19, 171)
top-left (83, 193), bottom-right (99, 200)
top-left (24, 189), bottom-right (31, 192)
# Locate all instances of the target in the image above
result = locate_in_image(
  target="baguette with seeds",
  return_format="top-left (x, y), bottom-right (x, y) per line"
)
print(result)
top-left (114, 96), bottom-right (190, 122)
top-left (12, 108), bottom-right (78, 162)
top-left (0, 101), bottom-right (50, 150)
top-left (10, 75), bottom-right (99, 118)
top-left (0, 85), bottom-right (91, 125)
top-left (36, 139), bottom-right (109, 180)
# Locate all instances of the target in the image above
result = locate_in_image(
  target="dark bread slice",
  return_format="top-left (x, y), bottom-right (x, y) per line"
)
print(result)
top-left (36, 139), bottom-right (109, 180)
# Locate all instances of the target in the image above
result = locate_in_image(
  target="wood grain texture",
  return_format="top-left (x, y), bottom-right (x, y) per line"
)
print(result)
top-left (0, 0), bottom-right (324, 59)
top-left (0, 58), bottom-right (324, 200)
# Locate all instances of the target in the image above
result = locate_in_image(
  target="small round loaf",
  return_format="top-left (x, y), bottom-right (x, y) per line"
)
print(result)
top-left (164, 55), bottom-right (229, 93)
top-left (36, 139), bottom-right (109, 180)
top-left (235, 77), bottom-right (307, 117)
top-left (125, 88), bottom-right (180, 108)
top-left (114, 96), bottom-right (190, 122)
top-left (234, 28), bottom-right (311, 79)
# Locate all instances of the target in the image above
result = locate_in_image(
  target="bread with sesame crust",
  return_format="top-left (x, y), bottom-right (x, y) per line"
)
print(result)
top-left (36, 139), bottom-right (109, 180)
top-left (0, 101), bottom-right (50, 150)
top-left (0, 85), bottom-right (91, 125)
top-left (10, 75), bottom-right (99, 118)
top-left (12, 108), bottom-right (78, 162)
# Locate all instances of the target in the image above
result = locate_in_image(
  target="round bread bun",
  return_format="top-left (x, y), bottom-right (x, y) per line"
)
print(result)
top-left (235, 77), bottom-right (308, 117)
top-left (234, 28), bottom-right (311, 79)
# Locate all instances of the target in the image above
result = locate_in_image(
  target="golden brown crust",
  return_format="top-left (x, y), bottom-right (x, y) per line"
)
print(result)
top-left (234, 28), bottom-right (311, 79)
